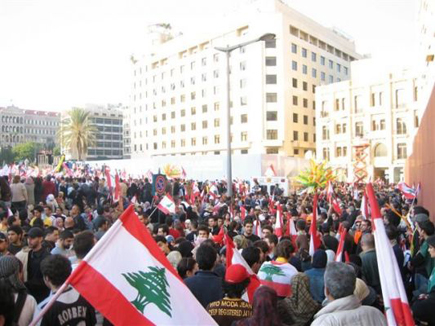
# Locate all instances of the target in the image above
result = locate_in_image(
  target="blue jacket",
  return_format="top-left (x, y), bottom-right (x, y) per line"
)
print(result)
top-left (184, 270), bottom-right (223, 308)
top-left (305, 268), bottom-right (326, 303)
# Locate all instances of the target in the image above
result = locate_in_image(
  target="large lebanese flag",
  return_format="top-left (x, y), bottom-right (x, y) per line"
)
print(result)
top-left (225, 234), bottom-right (260, 303)
top-left (157, 194), bottom-right (176, 215)
top-left (366, 183), bottom-right (414, 326)
top-left (397, 182), bottom-right (417, 200)
top-left (309, 194), bottom-right (321, 256)
top-left (65, 206), bottom-right (216, 325)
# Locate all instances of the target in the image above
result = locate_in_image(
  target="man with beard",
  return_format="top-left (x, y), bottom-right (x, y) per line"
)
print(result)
top-left (51, 230), bottom-right (74, 257)
top-left (16, 227), bottom-right (51, 302)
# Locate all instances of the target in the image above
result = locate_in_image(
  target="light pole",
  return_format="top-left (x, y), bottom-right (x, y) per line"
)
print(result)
top-left (215, 33), bottom-right (275, 197)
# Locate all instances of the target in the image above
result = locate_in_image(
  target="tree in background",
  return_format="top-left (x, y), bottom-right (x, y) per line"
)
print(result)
top-left (0, 146), bottom-right (14, 164)
top-left (59, 108), bottom-right (96, 161)
top-left (12, 142), bottom-right (42, 162)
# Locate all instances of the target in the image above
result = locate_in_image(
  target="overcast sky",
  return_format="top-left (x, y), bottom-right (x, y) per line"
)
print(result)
top-left (0, 0), bottom-right (418, 112)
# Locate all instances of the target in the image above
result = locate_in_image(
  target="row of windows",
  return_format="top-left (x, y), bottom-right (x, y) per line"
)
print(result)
top-left (292, 96), bottom-right (316, 109)
top-left (292, 114), bottom-right (316, 126)
top-left (289, 25), bottom-right (356, 62)
top-left (322, 143), bottom-right (408, 161)
top-left (292, 131), bottom-right (316, 142)
top-left (292, 79), bottom-right (317, 93)
top-left (89, 118), bottom-right (122, 125)
top-left (291, 61), bottom-right (341, 83)
top-left (88, 149), bottom-right (122, 156)
top-left (0, 116), bottom-right (60, 126)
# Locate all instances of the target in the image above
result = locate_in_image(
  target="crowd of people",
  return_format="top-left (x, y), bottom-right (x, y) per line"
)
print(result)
top-left (0, 170), bottom-right (434, 325)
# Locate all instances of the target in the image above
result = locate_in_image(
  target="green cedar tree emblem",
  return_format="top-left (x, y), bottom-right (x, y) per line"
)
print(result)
top-left (122, 266), bottom-right (172, 317)
top-left (260, 264), bottom-right (286, 281)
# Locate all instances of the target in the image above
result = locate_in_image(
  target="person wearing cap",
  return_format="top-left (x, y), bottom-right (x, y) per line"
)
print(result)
top-left (412, 235), bottom-right (435, 325)
top-left (206, 264), bottom-right (252, 326)
top-left (16, 227), bottom-right (51, 303)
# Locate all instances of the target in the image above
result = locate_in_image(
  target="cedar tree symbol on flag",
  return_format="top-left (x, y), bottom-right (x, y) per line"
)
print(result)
top-left (157, 195), bottom-right (176, 215)
top-left (260, 265), bottom-right (286, 281)
top-left (123, 267), bottom-right (172, 317)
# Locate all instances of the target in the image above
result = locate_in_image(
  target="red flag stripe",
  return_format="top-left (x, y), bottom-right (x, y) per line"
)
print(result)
top-left (68, 261), bottom-right (153, 326)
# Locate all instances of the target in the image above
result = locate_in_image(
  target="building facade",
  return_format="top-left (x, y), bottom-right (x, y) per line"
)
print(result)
top-left (128, 0), bottom-right (361, 159)
top-left (0, 106), bottom-right (60, 148)
top-left (316, 60), bottom-right (424, 183)
top-left (123, 105), bottom-right (131, 159)
top-left (85, 104), bottom-right (124, 161)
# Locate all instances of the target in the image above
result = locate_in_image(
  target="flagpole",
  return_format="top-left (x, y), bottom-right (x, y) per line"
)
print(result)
top-left (148, 206), bottom-right (158, 219)
top-left (29, 281), bottom-right (71, 326)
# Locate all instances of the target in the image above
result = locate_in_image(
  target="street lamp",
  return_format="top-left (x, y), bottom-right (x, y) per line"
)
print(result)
top-left (215, 33), bottom-right (276, 197)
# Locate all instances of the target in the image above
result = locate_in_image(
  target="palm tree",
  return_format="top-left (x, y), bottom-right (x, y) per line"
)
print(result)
top-left (59, 107), bottom-right (97, 161)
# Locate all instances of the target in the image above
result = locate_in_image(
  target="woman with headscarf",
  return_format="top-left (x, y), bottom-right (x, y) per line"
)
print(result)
top-left (279, 273), bottom-right (320, 326)
top-left (235, 286), bottom-right (284, 326)
top-left (24, 177), bottom-right (35, 206)
top-left (0, 256), bottom-right (37, 326)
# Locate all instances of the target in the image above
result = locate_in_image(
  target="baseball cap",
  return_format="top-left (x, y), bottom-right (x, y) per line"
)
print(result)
top-left (225, 264), bottom-right (250, 284)
top-left (27, 227), bottom-right (44, 238)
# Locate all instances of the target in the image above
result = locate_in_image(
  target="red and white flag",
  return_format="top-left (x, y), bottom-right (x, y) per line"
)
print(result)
top-left (275, 204), bottom-right (283, 238)
top-left (32, 206), bottom-right (216, 325)
top-left (361, 190), bottom-right (369, 220)
top-left (240, 206), bottom-right (247, 221)
top-left (397, 182), bottom-right (418, 200)
top-left (114, 172), bottom-right (121, 202)
top-left (104, 166), bottom-right (112, 190)
top-left (157, 195), bottom-right (176, 215)
top-left (285, 212), bottom-right (298, 250)
top-left (326, 181), bottom-right (334, 203)
top-left (253, 219), bottom-right (262, 238)
top-left (309, 194), bottom-right (321, 256)
top-left (224, 234), bottom-right (261, 303)
top-left (331, 197), bottom-right (342, 216)
top-left (335, 224), bottom-right (347, 262)
top-left (366, 183), bottom-right (414, 326)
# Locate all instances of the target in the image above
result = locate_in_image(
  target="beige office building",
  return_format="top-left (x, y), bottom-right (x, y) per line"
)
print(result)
top-left (316, 60), bottom-right (424, 183)
top-left (128, 0), bottom-right (361, 159)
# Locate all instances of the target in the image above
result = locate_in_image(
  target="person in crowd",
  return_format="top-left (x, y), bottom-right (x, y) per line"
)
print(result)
top-left (305, 249), bottom-right (327, 303)
top-left (0, 233), bottom-right (11, 257)
top-left (0, 256), bottom-right (38, 326)
top-left (51, 230), bottom-right (74, 257)
top-left (234, 286), bottom-right (283, 326)
top-left (70, 231), bottom-right (96, 269)
top-left (278, 273), bottom-right (320, 326)
top-left (16, 227), bottom-right (51, 303)
top-left (7, 225), bottom-right (24, 255)
top-left (177, 257), bottom-right (198, 279)
top-left (94, 217), bottom-right (109, 241)
top-left (264, 234), bottom-right (278, 261)
top-left (360, 233), bottom-right (381, 294)
top-left (39, 254), bottom-right (96, 325)
top-left (311, 262), bottom-right (387, 326)
top-left (42, 226), bottom-right (59, 251)
top-left (184, 243), bottom-right (223, 307)
top-left (242, 219), bottom-right (260, 243)
top-left (207, 264), bottom-right (252, 326)
top-left (296, 219), bottom-right (309, 251)
top-left (241, 246), bottom-right (262, 273)
top-left (10, 176), bottom-right (28, 214)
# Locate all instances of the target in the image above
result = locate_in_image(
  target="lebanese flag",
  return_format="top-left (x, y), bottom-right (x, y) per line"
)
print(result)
top-left (31, 206), bottom-right (217, 326)
top-left (157, 194), bottom-right (176, 215)
top-left (224, 234), bottom-right (261, 303)
top-left (397, 182), bottom-right (418, 200)
top-left (253, 219), bottom-right (262, 237)
top-left (361, 190), bottom-right (369, 220)
top-left (331, 197), bottom-right (342, 216)
top-left (240, 206), bottom-right (247, 221)
top-left (285, 212), bottom-right (298, 250)
top-left (212, 226), bottom-right (224, 245)
top-left (114, 172), bottom-right (121, 202)
top-left (335, 224), bottom-right (347, 262)
top-left (326, 181), bottom-right (334, 203)
top-left (309, 194), bottom-right (321, 256)
top-left (104, 166), bottom-right (112, 190)
top-left (366, 183), bottom-right (414, 326)
top-left (275, 204), bottom-right (283, 238)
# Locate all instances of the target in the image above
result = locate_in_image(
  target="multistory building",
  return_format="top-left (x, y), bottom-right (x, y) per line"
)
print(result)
top-left (316, 60), bottom-right (424, 183)
top-left (0, 106), bottom-right (59, 148)
top-left (128, 0), bottom-right (361, 158)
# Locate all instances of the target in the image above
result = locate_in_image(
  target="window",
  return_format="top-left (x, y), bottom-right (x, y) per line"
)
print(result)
top-left (293, 131), bottom-right (299, 140)
top-left (241, 149), bottom-right (248, 154)
top-left (344, 66), bottom-right (348, 75)
top-left (213, 53), bottom-right (219, 62)
top-left (337, 63), bottom-right (341, 73)
top-left (397, 143), bottom-right (407, 159)
top-left (240, 97), bottom-right (247, 106)
top-left (214, 102), bottom-right (220, 111)
top-left (329, 60), bottom-right (334, 69)
top-left (354, 95), bottom-right (362, 113)
top-left (265, 39), bottom-right (276, 48)
top-left (312, 68), bottom-right (317, 78)
top-left (191, 107), bottom-right (196, 115)
top-left (355, 122), bottom-right (364, 137)
top-left (171, 126), bottom-right (176, 133)
top-left (303, 81), bottom-right (307, 91)
top-left (241, 114), bottom-right (248, 123)
top-left (266, 93), bottom-right (277, 102)
top-left (266, 148), bottom-right (279, 154)
top-left (311, 52), bottom-right (317, 62)
top-left (181, 109), bottom-right (186, 117)
top-left (293, 113), bottom-right (298, 123)
top-left (181, 95), bottom-right (186, 102)
top-left (266, 75), bottom-right (277, 84)
top-left (181, 124), bottom-right (186, 132)
top-left (292, 78), bottom-right (298, 88)
top-left (202, 137), bottom-right (208, 145)
top-left (303, 115), bottom-right (308, 125)
top-left (322, 126), bottom-right (330, 140)
top-left (292, 96), bottom-right (298, 105)
top-left (320, 56), bottom-right (325, 65)
top-left (292, 61), bottom-right (298, 71)
top-left (213, 70), bottom-right (219, 78)
top-left (342, 123), bottom-right (347, 133)
top-left (336, 124), bottom-right (342, 134)
top-left (291, 43), bottom-right (297, 54)
top-left (336, 147), bottom-right (342, 157)
top-left (415, 115), bottom-right (419, 128)
top-left (303, 98), bottom-right (308, 108)
top-left (303, 132), bottom-right (309, 142)
top-left (191, 138), bottom-right (196, 146)
top-left (328, 75), bottom-right (334, 83)
top-left (266, 129), bottom-right (278, 140)
top-left (302, 65), bottom-right (307, 74)
top-left (171, 112), bottom-right (175, 119)
top-left (414, 86), bottom-right (418, 101)
top-left (266, 57), bottom-right (277, 66)
top-left (302, 48), bottom-right (307, 58)
top-left (321, 72), bottom-right (326, 81)
top-left (241, 132), bottom-right (248, 141)
top-left (214, 118), bottom-right (220, 127)
top-left (214, 135), bottom-right (220, 144)
top-left (240, 79), bottom-right (247, 88)
top-left (266, 111), bottom-right (277, 121)
top-left (380, 119), bottom-right (385, 130)
top-left (202, 105), bottom-right (207, 113)
top-left (191, 122), bottom-right (196, 130)
top-left (202, 121), bottom-right (208, 129)
top-left (323, 148), bottom-right (330, 160)
top-left (191, 92), bottom-right (196, 100)
top-left (294, 149), bottom-right (300, 155)
top-left (181, 139), bottom-right (185, 147)
top-left (374, 143), bottom-right (387, 157)
top-left (395, 89), bottom-right (405, 108)
top-left (396, 118), bottom-right (407, 134)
